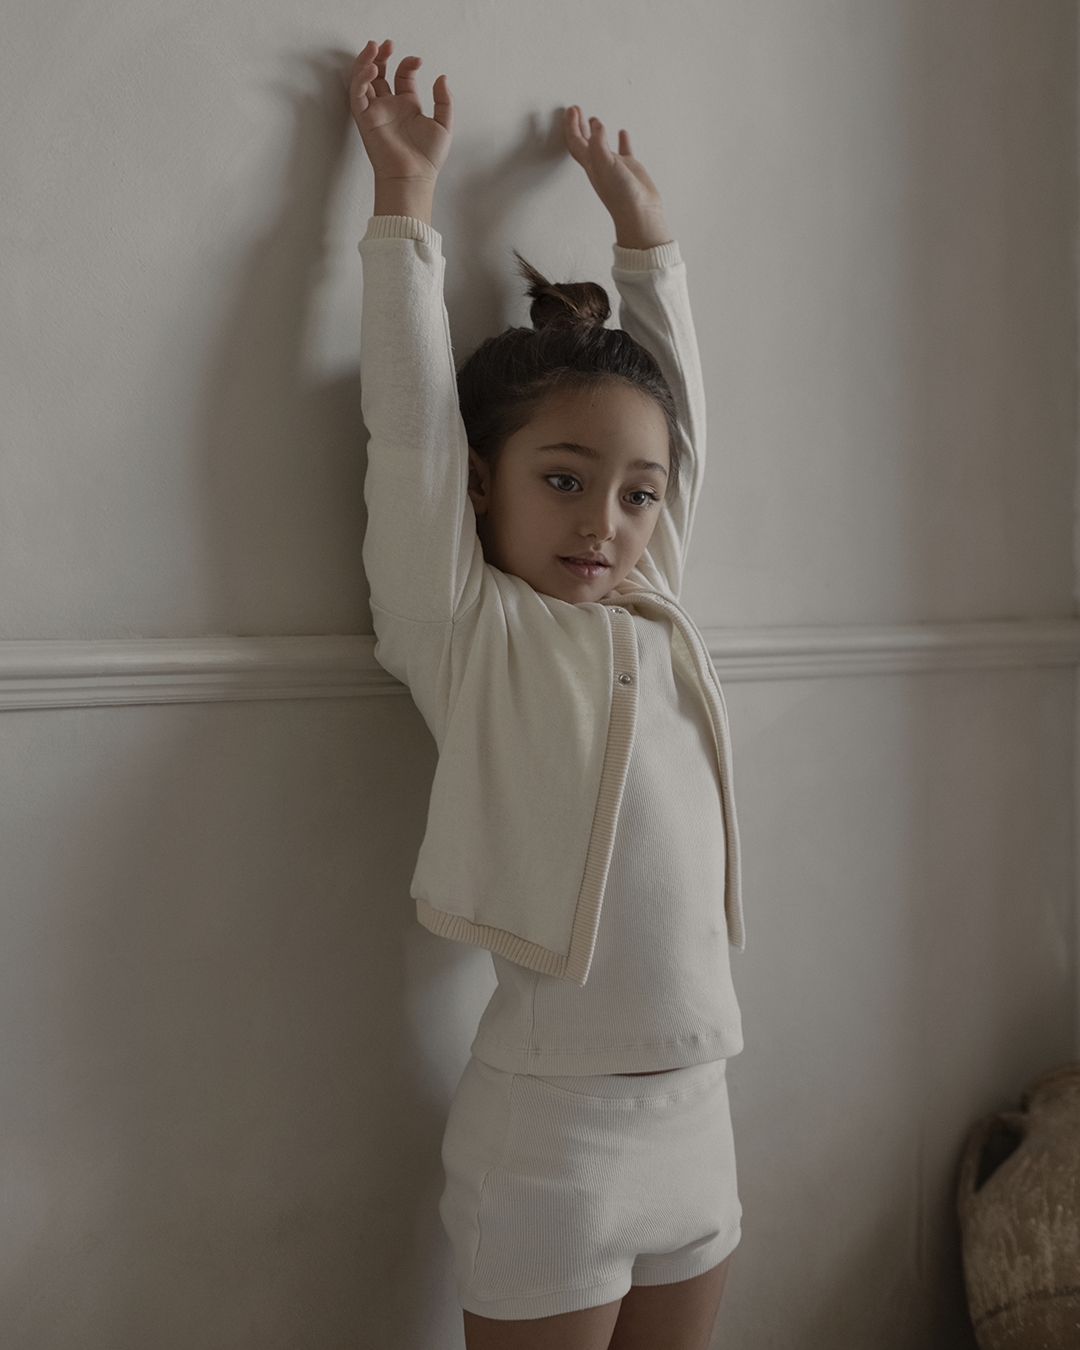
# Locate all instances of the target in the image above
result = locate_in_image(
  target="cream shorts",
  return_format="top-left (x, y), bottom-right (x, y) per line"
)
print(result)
top-left (439, 1056), bottom-right (741, 1321)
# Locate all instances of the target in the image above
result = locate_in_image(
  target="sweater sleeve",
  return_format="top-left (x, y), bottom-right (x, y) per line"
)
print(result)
top-left (612, 242), bottom-right (705, 600)
top-left (358, 217), bottom-right (483, 634)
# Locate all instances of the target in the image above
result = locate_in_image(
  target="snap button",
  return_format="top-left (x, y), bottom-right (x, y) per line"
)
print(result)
top-left (618, 673), bottom-right (633, 686)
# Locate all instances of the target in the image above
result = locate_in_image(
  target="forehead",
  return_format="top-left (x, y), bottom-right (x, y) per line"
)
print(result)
top-left (513, 382), bottom-right (670, 467)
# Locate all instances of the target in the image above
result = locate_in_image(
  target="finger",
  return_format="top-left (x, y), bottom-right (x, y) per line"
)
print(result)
top-left (349, 70), bottom-right (379, 112)
top-left (349, 44), bottom-right (378, 108)
top-left (350, 73), bottom-right (375, 112)
top-left (432, 73), bottom-right (454, 132)
top-left (351, 40), bottom-right (377, 77)
top-left (618, 129), bottom-right (632, 158)
top-left (394, 54), bottom-right (422, 97)
top-left (589, 116), bottom-right (612, 159)
top-left (373, 38), bottom-right (393, 94)
top-left (564, 106), bottom-right (589, 162)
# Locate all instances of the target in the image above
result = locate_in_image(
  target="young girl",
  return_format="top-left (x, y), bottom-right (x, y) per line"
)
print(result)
top-left (350, 39), bottom-right (744, 1350)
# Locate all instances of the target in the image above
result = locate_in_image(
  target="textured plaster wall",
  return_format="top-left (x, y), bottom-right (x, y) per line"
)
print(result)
top-left (3, 0), bottom-right (1074, 639)
top-left (0, 2), bottom-right (1075, 1348)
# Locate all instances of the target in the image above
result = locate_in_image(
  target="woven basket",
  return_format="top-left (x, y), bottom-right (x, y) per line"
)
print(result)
top-left (958, 1063), bottom-right (1080, 1348)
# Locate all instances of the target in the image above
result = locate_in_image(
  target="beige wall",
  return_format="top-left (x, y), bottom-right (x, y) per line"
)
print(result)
top-left (0, 2), bottom-right (1076, 1347)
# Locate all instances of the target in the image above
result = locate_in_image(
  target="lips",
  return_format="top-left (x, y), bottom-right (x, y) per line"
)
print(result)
top-left (559, 555), bottom-right (611, 580)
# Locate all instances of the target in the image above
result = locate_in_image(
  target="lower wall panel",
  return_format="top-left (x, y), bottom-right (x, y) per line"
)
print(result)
top-left (0, 666), bottom-right (1074, 1349)
top-left (0, 697), bottom-right (489, 1350)
top-left (718, 667), bottom-right (1075, 1349)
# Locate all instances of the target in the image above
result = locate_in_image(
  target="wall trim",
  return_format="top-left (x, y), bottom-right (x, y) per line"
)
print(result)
top-left (0, 636), bottom-right (402, 711)
top-left (706, 619), bottom-right (1080, 682)
top-left (0, 620), bottom-right (1078, 711)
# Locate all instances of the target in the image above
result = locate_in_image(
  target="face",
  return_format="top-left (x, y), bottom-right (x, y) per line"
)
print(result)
top-left (468, 382), bottom-right (670, 605)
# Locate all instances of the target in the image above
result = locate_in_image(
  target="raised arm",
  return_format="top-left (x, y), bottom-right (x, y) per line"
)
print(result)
top-left (564, 108), bottom-right (705, 596)
top-left (351, 43), bottom-right (482, 668)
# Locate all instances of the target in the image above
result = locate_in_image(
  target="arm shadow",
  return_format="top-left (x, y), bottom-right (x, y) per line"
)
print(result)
top-left (192, 49), bottom-right (477, 1346)
top-left (198, 49), bottom-right (369, 637)
top-left (442, 110), bottom-right (568, 360)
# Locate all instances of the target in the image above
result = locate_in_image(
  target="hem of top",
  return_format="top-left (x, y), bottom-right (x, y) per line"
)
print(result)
top-left (360, 215), bottom-right (442, 250)
top-left (612, 240), bottom-right (682, 272)
top-left (458, 1274), bottom-right (632, 1322)
top-left (525, 1060), bottom-right (729, 1099)
top-left (469, 1034), bottom-right (743, 1078)
top-left (416, 900), bottom-right (572, 980)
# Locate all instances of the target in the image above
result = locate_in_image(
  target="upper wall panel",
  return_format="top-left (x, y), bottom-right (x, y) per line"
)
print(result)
top-left (1, 0), bottom-right (1075, 637)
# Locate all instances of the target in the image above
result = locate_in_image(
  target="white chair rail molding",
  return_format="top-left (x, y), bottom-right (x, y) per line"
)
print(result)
top-left (1, 619), bottom-right (1078, 710)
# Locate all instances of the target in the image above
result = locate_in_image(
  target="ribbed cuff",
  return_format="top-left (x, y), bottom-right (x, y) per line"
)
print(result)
top-left (360, 215), bottom-right (442, 251)
top-left (612, 240), bottom-right (682, 272)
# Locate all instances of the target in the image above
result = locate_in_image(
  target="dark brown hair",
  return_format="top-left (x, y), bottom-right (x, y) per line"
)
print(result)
top-left (457, 255), bottom-right (681, 497)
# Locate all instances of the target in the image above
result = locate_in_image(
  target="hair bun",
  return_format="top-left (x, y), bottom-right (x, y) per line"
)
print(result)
top-left (515, 253), bottom-right (610, 332)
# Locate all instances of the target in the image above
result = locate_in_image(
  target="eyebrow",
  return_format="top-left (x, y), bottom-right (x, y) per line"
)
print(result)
top-left (536, 442), bottom-right (669, 477)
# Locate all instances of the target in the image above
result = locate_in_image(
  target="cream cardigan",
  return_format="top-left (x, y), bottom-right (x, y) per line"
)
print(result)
top-left (358, 215), bottom-right (743, 985)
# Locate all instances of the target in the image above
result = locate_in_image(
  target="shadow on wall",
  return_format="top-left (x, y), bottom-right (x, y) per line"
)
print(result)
top-left (0, 52), bottom-right (517, 1350)
top-left (179, 45), bottom-right (585, 1349)
top-left (200, 51), bottom-right (369, 638)
top-left (1, 695), bottom-right (467, 1350)
top-left (189, 51), bottom-right (478, 1347)
top-left (197, 53), bottom-right (572, 638)
top-left (442, 110), bottom-right (568, 357)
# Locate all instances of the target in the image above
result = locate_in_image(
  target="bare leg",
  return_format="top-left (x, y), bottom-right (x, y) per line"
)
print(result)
top-left (607, 1257), bottom-right (731, 1350)
top-left (461, 1258), bottom-right (729, 1350)
top-left (463, 1300), bottom-right (622, 1350)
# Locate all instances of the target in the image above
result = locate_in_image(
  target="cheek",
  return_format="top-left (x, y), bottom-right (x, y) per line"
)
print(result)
top-left (491, 488), bottom-right (543, 558)
top-left (501, 482), bottom-right (550, 534)
top-left (630, 509), bottom-right (661, 549)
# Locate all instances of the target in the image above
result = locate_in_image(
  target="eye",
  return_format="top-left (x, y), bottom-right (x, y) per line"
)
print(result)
top-left (545, 473), bottom-right (581, 493)
top-left (625, 489), bottom-right (661, 508)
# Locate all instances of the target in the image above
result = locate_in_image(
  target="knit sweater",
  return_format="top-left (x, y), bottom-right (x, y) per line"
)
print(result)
top-left (358, 216), bottom-right (742, 985)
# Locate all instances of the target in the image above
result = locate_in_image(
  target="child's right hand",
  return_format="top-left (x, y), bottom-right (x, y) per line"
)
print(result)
top-left (350, 39), bottom-right (453, 225)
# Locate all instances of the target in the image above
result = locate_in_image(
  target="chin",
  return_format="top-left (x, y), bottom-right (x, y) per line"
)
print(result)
top-left (561, 581), bottom-right (612, 605)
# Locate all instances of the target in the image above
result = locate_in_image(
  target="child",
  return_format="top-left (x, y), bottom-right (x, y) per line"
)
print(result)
top-left (350, 39), bottom-right (744, 1350)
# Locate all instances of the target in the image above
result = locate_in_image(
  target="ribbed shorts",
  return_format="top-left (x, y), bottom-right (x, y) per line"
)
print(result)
top-left (439, 1056), bottom-right (741, 1321)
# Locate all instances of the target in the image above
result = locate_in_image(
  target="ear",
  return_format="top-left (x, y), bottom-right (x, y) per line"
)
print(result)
top-left (467, 448), bottom-right (492, 516)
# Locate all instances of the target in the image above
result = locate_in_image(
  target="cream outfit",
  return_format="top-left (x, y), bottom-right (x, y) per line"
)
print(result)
top-left (358, 217), bottom-right (744, 1318)
top-left (358, 217), bottom-right (743, 986)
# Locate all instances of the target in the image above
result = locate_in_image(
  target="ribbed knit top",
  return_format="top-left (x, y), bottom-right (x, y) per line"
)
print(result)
top-left (471, 613), bottom-right (743, 1075)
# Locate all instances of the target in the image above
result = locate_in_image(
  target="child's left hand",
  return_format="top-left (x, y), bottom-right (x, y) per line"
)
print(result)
top-left (564, 107), bottom-right (671, 251)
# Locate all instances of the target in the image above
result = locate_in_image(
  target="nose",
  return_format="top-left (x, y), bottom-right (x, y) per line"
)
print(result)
top-left (579, 490), bottom-right (617, 543)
